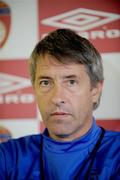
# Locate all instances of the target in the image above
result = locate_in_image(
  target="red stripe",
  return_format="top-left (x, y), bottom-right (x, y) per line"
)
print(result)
top-left (97, 119), bottom-right (120, 132)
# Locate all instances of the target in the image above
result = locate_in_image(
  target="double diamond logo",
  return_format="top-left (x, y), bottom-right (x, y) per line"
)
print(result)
top-left (0, 73), bottom-right (31, 94)
top-left (41, 8), bottom-right (120, 31)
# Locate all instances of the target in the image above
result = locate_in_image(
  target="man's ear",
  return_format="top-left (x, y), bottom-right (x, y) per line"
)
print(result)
top-left (91, 81), bottom-right (104, 104)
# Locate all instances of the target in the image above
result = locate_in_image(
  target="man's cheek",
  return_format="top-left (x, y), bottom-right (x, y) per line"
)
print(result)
top-left (39, 104), bottom-right (45, 113)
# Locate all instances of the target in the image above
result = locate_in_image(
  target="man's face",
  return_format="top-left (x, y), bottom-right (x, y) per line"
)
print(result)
top-left (34, 54), bottom-right (102, 141)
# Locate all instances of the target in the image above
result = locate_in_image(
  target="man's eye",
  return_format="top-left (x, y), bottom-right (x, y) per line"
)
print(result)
top-left (40, 80), bottom-right (50, 86)
top-left (69, 80), bottom-right (76, 85)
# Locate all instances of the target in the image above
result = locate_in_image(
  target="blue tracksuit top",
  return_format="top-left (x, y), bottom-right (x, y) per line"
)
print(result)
top-left (0, 120), bottom-right (120, 180)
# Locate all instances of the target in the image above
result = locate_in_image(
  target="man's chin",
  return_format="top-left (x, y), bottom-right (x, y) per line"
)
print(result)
top-left (54, 133), bottom-right (70, 138)
top-left (48, 128), bottom-right (72, 141)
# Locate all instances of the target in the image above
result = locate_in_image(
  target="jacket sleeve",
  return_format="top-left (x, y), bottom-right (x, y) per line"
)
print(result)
top-left (111, 159), bottom-right (120, 180)
top-left (0, 144), bottom-right (7, 180)
top-left (0, 140), bottom-right (15, 179)
top-left (110, 139), bottom-right (120, 180)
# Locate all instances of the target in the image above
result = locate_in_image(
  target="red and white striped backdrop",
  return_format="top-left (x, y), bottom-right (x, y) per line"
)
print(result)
top-left (0, 0), bottom-right (120, 139)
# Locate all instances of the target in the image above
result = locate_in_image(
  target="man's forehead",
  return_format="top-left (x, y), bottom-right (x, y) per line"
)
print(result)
top-left (36, 55), bottom-right (84, 70)
top-left (35, 59), bottom-right (88, 81)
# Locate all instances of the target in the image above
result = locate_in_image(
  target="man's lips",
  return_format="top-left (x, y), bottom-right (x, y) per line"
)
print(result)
top-left (51, 112), bottom-right (70, 116)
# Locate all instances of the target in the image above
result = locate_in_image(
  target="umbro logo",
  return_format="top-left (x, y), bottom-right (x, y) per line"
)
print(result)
top-left (41, 8), bottom-right (120, 31)
top-left (0, 73), bottom-right (31, 94)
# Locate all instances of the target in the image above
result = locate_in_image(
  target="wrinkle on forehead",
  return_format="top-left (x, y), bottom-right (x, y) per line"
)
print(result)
top-left (35, 57), bottom-right (90, 84)
top-left (36, 54), bottom-right (81, 69)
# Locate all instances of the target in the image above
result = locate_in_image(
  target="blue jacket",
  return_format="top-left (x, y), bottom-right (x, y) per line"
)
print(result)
top-left (0, 121), bottom-right (120, 180)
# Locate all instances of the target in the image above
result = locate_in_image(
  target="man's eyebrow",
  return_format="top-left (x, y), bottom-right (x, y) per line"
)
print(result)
top-left (63, 75), bottom-right (77, 79)
top-left (37, 76), bottom-right (52, 80)
top-left (37, 75), bottom-right (78, 80)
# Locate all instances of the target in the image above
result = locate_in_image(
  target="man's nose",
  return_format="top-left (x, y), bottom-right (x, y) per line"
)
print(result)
top-left (51, 85), bottom-right (65, 105)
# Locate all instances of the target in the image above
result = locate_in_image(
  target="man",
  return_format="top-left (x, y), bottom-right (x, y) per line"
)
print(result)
top-left (0, 29), bottom-right (120, 179)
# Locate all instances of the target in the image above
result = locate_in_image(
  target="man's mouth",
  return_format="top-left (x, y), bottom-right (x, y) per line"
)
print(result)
top-left (51, 112), bottom-right (70, 116)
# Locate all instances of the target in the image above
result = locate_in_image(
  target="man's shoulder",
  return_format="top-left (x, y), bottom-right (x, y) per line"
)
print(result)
top-left (102, 129), bottom-right (120, 150)
top-left (0, 134), bottom-right (42, 178)
top-left (0, 134), bottom-right (42, 153)
top-left (104, 129), bottom-right (120, 139)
